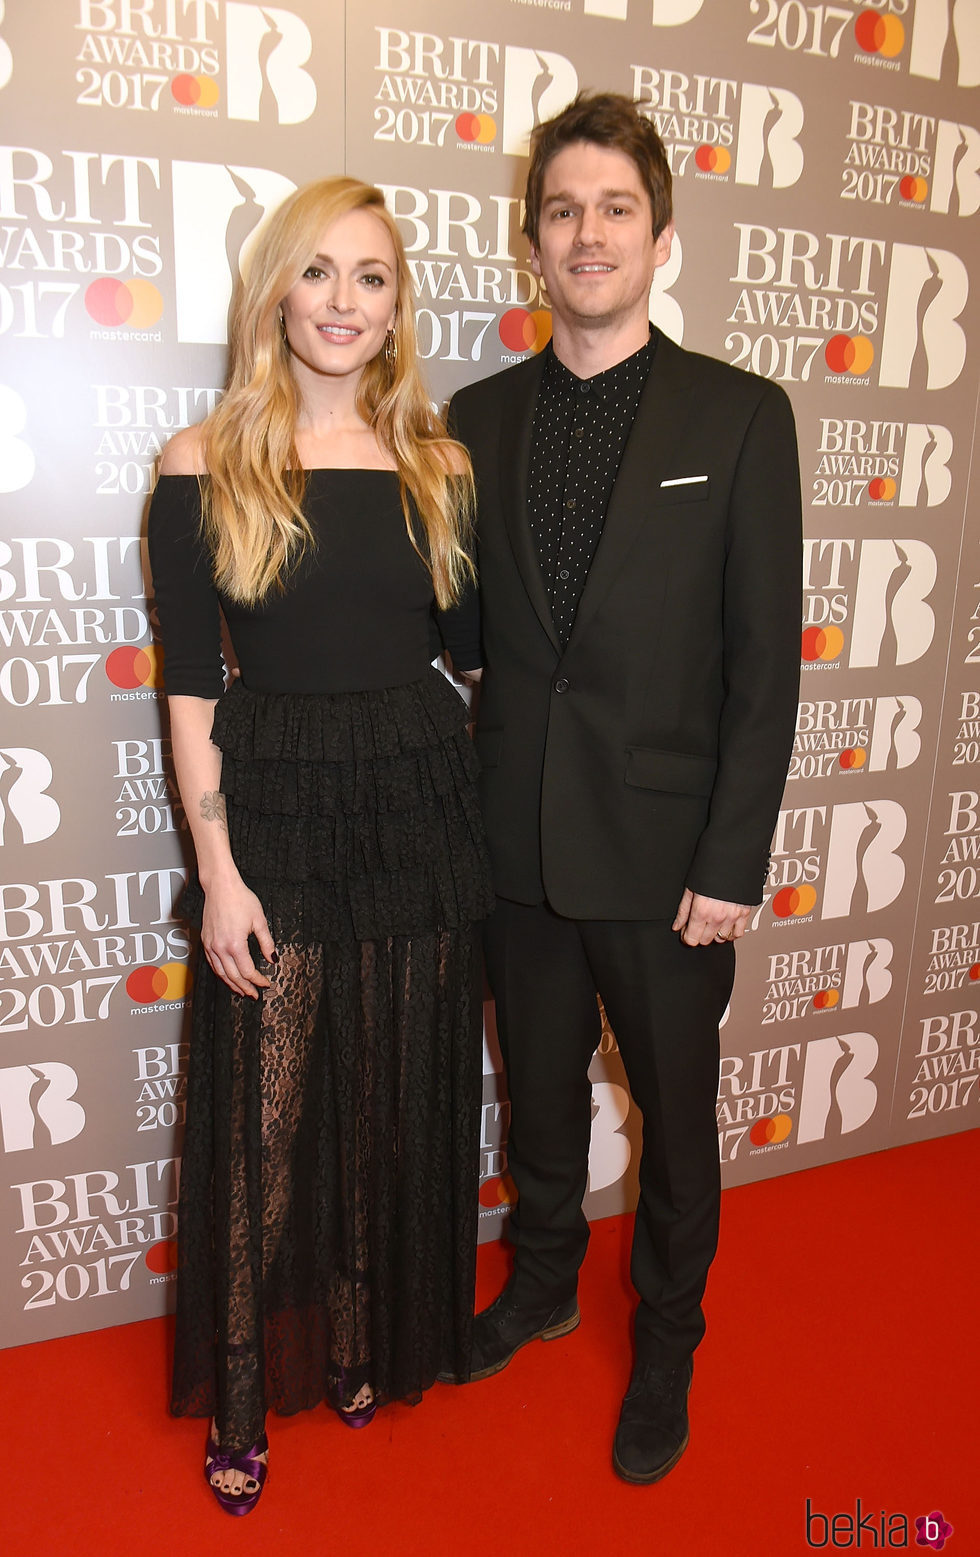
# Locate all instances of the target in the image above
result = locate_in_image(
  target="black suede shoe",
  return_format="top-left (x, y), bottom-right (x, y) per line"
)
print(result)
top-left (612, 1357), bottom-right (693, 1484)
top-left (459, 1281), bottom-right (580, 1381)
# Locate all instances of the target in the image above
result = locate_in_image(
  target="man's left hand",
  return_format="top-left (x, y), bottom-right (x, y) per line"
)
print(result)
top-left (672, 889), bottom-right (752, 946)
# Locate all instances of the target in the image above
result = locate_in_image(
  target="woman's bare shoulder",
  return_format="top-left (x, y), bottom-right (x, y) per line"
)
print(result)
top-left (158, 424), bottom-right (207, 476)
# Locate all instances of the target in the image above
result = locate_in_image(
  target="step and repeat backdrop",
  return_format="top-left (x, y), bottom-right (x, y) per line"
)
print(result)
top-left (0, 0), bottom-right (976, 1346)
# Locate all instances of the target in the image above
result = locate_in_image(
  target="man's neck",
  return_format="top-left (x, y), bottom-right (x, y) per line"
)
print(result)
top-left (549, 316), bottom-right (652, 381)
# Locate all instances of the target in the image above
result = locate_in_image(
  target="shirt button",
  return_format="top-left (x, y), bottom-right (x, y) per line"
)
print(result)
top-left (554, 677), bottom-right (570, 693)
top-left (573, 426), bottom-right (584, 438)
top-left (558, 568), bottom-right (570, 581)
top-left (578, 383), bottom-right (591, 396)
top-left (565, 498), bottom-right (577, 510)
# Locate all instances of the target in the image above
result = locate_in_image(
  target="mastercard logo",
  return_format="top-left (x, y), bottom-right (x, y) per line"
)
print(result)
top-left (85, 277), bottom-right (163, 330)
top-left (812, 988), bottom-right (840, 1010)
top-left (867, 477), bottom-right (896, 501)
top-left (839, 747), bottom-right (866, 770)
top-left (145, 1239), bottom-right (178, 1275)
top-left (772, 884), bottom-right (817, 919)
top-left (171, 73), bottom-right (219, 108)
top-left (695, 145), bottom-right (730, 174)
top-left (499, 307), bottom-right (552, 354)
top-left (801, 625), bottom-right (844, 663)
top-left (478, 1173), bottom-right (517, 1209)
top-left (854, 11), bottom-right (905, 57)
top-left (456, 112), bottom-right (496, 144)
top-left (127, 962), bottom-right (192, 1004)
top-left (825, 334), bottom-right (874, 375)
top-left (750, 1114), bottom-right (792, 1147)
top-left (899, 175), bottom-right (928, 204)
top-left (106, 644), bottom-right (164, 689)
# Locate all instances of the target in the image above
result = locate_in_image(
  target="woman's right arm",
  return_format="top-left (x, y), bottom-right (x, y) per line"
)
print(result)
top-left (167, 694), bottom-right (275, 998)
top-left (152, 431), bottom-right (275, 998)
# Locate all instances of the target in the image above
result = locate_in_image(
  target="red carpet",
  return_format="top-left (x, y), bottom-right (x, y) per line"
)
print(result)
top-left (2, 1129), bottom-right (976, 1557)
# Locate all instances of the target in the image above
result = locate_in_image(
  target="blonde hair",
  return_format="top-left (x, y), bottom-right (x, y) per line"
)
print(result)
top-left (199, 177), bottom-right (475, 608)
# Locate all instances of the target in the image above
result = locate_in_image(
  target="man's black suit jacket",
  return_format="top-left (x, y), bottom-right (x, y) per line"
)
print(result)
top-left (450, 329), bottom-right (803, 920)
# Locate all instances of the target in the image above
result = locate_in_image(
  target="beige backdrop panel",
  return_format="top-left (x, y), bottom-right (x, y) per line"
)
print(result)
top-left (0, 0), bottom-right (976, 1345)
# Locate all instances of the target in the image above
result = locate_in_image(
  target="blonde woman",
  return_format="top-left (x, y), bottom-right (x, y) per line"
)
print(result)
top-left (148, 178), bottom-right (492, 1515)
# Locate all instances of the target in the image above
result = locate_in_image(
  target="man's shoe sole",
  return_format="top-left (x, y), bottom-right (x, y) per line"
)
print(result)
top-left (612, 1429), bottom-right (689, 1485)
top-left (468, 1305), bottom-right (581, 1382)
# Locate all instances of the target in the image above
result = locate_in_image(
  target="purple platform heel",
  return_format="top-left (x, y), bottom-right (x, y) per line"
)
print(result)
top-left (338, 1388), bottom-right (377, 1429)
top-left (204, 1431), bottom-right (269, 1516)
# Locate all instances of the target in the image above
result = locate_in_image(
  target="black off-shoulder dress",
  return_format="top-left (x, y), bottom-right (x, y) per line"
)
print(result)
top-left (148, 470), bottom-right (493, 1449)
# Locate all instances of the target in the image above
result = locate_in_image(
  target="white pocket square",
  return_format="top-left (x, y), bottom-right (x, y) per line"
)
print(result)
top-left (660, 475), bottom-right (708, 487)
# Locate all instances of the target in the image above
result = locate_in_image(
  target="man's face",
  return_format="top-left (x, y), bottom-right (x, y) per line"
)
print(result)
top-left (529, 141), bottom-right (673, 337)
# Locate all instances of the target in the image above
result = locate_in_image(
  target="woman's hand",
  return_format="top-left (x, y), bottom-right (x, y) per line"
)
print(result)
top-left (201, 873), bottom-right (277, 998)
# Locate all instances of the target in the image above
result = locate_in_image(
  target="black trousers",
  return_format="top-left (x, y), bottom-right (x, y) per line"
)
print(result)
top-left (484, 897), bottom-right (735, 1366)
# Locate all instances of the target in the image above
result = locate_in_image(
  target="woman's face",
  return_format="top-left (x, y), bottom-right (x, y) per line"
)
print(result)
top-left (281, 206), bottom-right (398, 386)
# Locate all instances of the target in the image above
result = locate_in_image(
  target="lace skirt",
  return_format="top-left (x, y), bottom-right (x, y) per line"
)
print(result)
top-left (171, 671), bottom-right (494, 1447)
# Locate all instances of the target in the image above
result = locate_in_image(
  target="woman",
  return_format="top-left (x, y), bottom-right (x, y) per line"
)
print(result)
top-left (148, 177), bottom-right (492, 1515)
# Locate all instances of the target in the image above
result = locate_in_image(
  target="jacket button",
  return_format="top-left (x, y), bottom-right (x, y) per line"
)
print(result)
top-left (554, 677), bottom-right (570, 693)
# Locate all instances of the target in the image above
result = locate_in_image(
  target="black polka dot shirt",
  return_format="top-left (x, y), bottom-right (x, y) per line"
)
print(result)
top-left (528, 332), bottom-right (656, 646)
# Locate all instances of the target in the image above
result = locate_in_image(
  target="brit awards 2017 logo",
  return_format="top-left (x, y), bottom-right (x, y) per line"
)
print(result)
top-left (726, 226), bottom-right (969, 391)
top-left (632, 68), bottom-right (804, 186)
top-left (380, 182), bottom-right (548, 368)
top-left (0, 1062), bottom-right (85, 1153)
top-left (767, 799), bottom-right (907, 923)
top-left (843, 99), bottom-right (979, 216)
top-left (936, 790), bottom-right (980, 910)
top-left (801, 538), bottom-right (936, 671)
top-left (716, 1028), bottom-right (879, 1161)
top-left (922, 918), bottom-right (980, 998)
top-left (763, 937), bottom-right (893, 1024)
top-left (0, 145), bottom-right (164, 342)
top-left (13, 1156), bottom-right (180, 1313)
top-left (789, 695), bottom-right (921, 781)
top-left (909, 1006), bottom-right (978, 1125)
top-left (374, 29), bottom-right (501, 152)
top-left (812, 419), bottom-right (953, 509)
top-left (92, 381), bottom-right (222, 497)
top-left (0, 535), bottom-right (150, 713)
top-left (71, 2), bottom-right (315, 121)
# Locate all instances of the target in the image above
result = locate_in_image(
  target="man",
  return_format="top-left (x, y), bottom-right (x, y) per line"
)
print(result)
top-left (449, 93), bottom-right (802, 1483)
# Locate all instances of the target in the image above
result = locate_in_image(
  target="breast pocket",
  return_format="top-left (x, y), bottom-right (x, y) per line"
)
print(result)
top-left (658, 477), bottom-right (711, 506)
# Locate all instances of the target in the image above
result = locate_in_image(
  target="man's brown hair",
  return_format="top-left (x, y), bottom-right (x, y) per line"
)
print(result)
top-left (523, 91), bottom-right (672, 248)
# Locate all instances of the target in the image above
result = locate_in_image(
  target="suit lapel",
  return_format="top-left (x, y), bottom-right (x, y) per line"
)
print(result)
top-left (498, 352), bottom-right (561, 653)
top-left (567, 333), bottom-right (696, 649)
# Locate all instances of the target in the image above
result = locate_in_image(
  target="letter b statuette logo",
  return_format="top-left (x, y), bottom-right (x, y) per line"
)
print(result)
top-left (224, 3), bottom-right (316, 123)
top-left (0, 749), bottom-right (60, 846)
top-left (879, 245), bottom-right (968, 392)
top-left (0, 1064), bottom-right (85, 1153)
top-left (502, 47), bottom-right (578, 157)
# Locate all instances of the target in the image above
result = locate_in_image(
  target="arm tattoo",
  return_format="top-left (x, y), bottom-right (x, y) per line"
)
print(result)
top-left (200, 790), bottom-right (228, 831)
